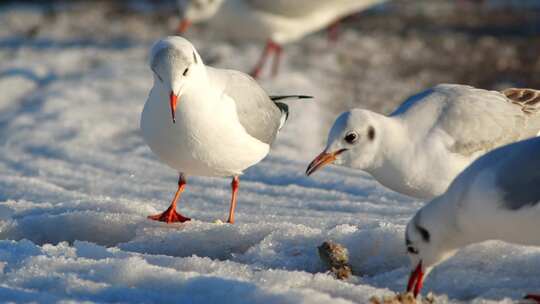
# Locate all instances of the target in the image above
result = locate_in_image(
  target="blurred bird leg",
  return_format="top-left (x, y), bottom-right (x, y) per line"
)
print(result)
top-left (251, 39), bottom-right (282, 78)
top-left (176, 19), bottom-right (192, 34)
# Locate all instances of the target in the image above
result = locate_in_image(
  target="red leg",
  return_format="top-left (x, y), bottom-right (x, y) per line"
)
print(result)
top-left (226, 176), bottom-right (239, 224)
top-left (271, 43), bottom-right (283, 77)
top-left (176, 19), bottom-right (192, 34)
top-left (250, 40), bottom-right (278, 79)
top-left (148, 173), bottom-right (191, 223)
top-left (525, 295), bottom-right (540, 303)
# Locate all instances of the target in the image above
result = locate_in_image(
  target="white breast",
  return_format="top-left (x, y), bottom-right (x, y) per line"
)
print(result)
top-left (140, 84), bottom-right (270, 177)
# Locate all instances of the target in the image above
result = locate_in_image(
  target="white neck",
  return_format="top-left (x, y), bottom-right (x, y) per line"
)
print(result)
top-left (364, 116), bottom-right (430, 197)
top-left (369, 116), bottom-right (407, 170)
top-left (366, 115), bottom-right (460, 199)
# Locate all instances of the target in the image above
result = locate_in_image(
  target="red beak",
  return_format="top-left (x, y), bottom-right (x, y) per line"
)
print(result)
top-left (177, 19), bottom-right (192, 34)
top-left (170, 91), bottom-right (178, 123)
top-left (305, 149), bottom-right (347, 176)
top-left (406, 262), bottom-right (424, 297)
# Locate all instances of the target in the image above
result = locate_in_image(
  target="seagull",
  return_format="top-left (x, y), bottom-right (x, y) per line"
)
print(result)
top-left (404, 136), bottom-right (540, 301)
top-left (140, 36), bottom-right (311, 224)
top-left (176, 0), bottom-right (389, 78)
top-left (306, 84), bottom-right (540, 199)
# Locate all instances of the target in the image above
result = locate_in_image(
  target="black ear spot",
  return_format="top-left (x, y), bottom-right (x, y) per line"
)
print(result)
top-left (368, 126), bottom-right (375, 141)
top-left (415, 224), bottom-right (430, 242)
top-left (193, 51), bottom-right (198, 64)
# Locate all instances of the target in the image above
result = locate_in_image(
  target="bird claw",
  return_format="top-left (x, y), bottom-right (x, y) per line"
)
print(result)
top-left (147, 209), bottom-right (191, 223)
top-left (250, 67), bottom-right (262, 79)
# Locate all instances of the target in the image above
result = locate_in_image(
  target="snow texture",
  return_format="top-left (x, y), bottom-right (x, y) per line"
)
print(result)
top-left (0, 1), bottom-right (539, 303)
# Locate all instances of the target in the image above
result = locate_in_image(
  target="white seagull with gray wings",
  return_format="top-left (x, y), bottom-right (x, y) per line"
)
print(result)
top-left (177, 0), bottom-right (389, 77)
top-left (307, 84), bottom-right (540, 199)
top-left (404, 136), bottom-right (540, 300)
top-left (141, 36), bottom-right (311, 224)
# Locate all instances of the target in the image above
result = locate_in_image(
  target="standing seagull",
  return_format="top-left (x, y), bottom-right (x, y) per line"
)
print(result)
top-left (306, 84), bottom-right (540, 199)
top-left (141, 36), bottom-right (311, 223)
top-left (404, 136), bottom-right (540, 301)
top-left (176, 0), bottom-right (388, 78)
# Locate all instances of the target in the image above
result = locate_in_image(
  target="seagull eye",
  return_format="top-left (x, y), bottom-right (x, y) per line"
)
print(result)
top-left (183, 68), bottom-right (189, 76)
top-left (407, 246), bottom-right (419, 255)
top-left (344, 132), bottom-right (358, 144)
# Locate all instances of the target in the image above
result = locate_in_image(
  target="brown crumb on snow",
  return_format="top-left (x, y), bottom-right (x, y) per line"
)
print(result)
top-left (370, 292), bottom-right (436, 304)
top-left (318, 241), bottom-right (352, 280)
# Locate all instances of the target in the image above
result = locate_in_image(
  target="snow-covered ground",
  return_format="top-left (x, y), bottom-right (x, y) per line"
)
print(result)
top-left (0, 1), bottom-right (539, 303)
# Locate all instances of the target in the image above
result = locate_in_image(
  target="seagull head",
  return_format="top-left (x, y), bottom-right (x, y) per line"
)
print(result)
top-left (149, 36), bottom-right (204, 123)
top-left (306, 109), bottom-right (383, 176)
top-left (404, 207), bottom-right (459, 297)
top-left (177, 0), bottom-right (224, 32)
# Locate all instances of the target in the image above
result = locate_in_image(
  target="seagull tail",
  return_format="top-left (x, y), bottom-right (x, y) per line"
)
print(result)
top-left (270, 95), bottom-right (313, 102)
top-left (270, 95), bottom-right (313, 130)
top-left (274, 102), bottom-right (289, 131)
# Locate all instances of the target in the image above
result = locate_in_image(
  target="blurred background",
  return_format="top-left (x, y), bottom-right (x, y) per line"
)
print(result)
top-left (1, 0), bottom-right (540, 142)
top-left (1, 2), bottom-right (540, 301)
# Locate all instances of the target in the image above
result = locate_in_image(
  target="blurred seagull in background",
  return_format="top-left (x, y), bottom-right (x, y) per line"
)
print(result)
top-left (176, 0), bottom-right (389, 78)
top-left (306, 84), bottom-right (540, 199)
top-left (141, 36), bottom-right (311, 224)
top-left (404, 136), bottom-right (540, 301)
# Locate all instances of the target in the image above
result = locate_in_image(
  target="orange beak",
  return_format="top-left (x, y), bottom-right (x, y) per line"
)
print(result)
top-left (305, 149), bottom-right (347, 176)
top-left (170, 91), bottom-right (178, 123)
top-left (177, 19), bottom-right (192, 34)
top-left (406, 262), bottom-right (424, 297)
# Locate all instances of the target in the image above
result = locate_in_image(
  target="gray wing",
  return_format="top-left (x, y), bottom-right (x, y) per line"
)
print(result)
top-left (245, 0), bottom-right (385, 18)
top-left (207, 67), bottom-right (282, 145)
top-left (245, 0), bottom-right (332, 17)
top-left (395, 84), bottom-right (540, 157)
top-left (494, 138), bottom-right (540, 210)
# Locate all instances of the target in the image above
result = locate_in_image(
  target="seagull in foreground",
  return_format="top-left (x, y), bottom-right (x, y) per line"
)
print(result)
top-left (404, 136), bottom-right (540, 301)
top-left (176, 0), bottom-right (388, 78)
top-left (306, 84), bottom-right (540, 199)
top-left (141, 36), bottom-right (311, 224)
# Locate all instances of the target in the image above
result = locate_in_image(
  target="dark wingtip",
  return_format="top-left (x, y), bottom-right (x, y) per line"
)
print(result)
top-left (275, 102), bottom-right (289, 118)
top-left (269, 95), bottom-right (314, 101)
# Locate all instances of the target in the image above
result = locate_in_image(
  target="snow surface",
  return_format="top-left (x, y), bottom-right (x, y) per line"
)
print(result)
top-left (0, 1), bottom-right (539, 303)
